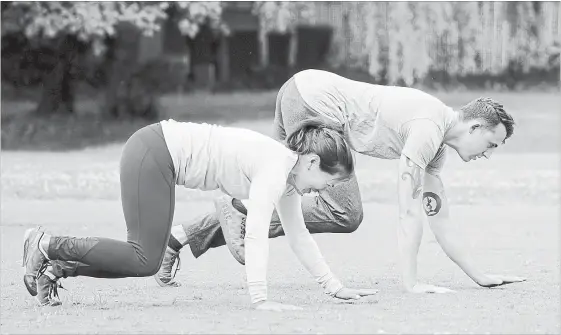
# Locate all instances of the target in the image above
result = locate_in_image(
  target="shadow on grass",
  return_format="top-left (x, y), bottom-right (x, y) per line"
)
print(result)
top-left (2, 88), bottom-right (558, 152)
top-left (1, 113), bottom-right (153, 151)
top-left (1, 91), bottom-right (278, 152)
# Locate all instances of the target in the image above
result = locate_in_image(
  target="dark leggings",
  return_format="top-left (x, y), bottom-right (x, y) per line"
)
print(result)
top-left (46, 123), bottom-right (176, 278)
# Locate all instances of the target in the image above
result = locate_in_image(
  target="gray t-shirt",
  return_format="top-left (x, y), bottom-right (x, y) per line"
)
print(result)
top-left (294, 69), bottom-right (455, 175)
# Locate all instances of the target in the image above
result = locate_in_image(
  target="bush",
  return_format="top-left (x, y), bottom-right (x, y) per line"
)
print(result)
top-left (295, 25), bottom-right (333, 69)
top-left (421, 65), bottom-right (560, 91)
top-left (1, 33), bottom-right (56, 87)
top-left (213, 64), bottom-right (296, 92)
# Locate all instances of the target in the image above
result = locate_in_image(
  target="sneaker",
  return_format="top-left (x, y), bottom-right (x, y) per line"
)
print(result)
top-left (214, 195), bottom-right (246, 265)
top-left (36, 269), bottom-right (63, 306)
top-left (27, 260), bottom-right (79, 296)
top-left (22, 227), bottom-right (48, 296)
top-left (154, 247), bottom-right (182, 287)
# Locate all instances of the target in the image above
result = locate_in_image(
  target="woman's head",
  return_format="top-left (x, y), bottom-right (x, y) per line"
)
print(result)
top-left (286, 119), bottom-right (354, 195)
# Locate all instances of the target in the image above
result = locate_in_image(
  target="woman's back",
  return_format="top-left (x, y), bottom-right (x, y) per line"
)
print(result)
top-left (160, 119), bottom-right (296, 199)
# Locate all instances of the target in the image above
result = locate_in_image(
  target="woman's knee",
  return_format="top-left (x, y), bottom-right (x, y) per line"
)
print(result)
top-left (121, 251), bottom-right (163, 277)
top-left (131, 260), bottom-right (161, 277)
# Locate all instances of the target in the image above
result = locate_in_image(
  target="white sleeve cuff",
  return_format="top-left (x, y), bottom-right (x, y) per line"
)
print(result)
top-left (248, 281), bottom-right (268, 304)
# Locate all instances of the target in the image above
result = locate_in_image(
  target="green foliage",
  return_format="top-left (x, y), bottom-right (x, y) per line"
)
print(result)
top-left (171, 1), bottom-right (226, 37)
top-left (2, 1), bottom-right (558, 92)
top-left (1, 2), bottom-right (166, 55)
top-left (252, 1), bottom-right (313, 33)
top-left (303, 2), bottom-right (560, 86)
top-left (1, 1), bottom-right (228, 117)
top-left (1, 1), bottom-right (226, 55)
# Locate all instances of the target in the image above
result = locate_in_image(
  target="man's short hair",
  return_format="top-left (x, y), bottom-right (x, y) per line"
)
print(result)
top-left (460, 97), bottom-right (515, 143)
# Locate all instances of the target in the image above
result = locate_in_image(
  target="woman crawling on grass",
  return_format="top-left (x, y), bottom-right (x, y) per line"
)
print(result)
top-left (22, 118), bottom-right (377, 310)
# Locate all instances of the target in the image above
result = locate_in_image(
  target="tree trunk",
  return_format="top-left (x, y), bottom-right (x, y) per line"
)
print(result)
top-left (36, 35), bottom-right (78, 115)
top-left (104, 31), bottom-right (134, 119)
top-left (257, 15), bottom-right (268, 68)
top-left (104, 23), bottom-right (158, 120)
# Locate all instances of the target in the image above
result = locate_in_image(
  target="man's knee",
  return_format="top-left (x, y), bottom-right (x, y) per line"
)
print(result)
top-left (343, 209), bottom-right (363, 233)
top-left (333, 207), bottom-right (363, 233)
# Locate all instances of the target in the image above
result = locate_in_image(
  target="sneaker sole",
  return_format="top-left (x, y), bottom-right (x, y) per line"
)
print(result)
top-left (40, 300), bottom-right (62, 307)
top-left (214, 196), bottom-right (245, 265)
top-left (153, 274), bottom-right (181, 288)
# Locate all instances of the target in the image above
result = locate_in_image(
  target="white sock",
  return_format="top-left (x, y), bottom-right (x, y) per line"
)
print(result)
top-left (171, 225), bottom-right (188, 245)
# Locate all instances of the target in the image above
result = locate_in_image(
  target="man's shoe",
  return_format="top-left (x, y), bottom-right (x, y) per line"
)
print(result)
top-left (36, 271), bottom-right (63, 307)
top-left (22, 227), bottom-right (48, 296)
top-left (214, 195), bottom-right (246, 265)
top-left (154, 247), bottom-right (182, 287)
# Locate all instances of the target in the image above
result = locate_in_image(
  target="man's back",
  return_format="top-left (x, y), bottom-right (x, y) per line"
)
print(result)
top-left (294, 70), bottom-right (455, 171)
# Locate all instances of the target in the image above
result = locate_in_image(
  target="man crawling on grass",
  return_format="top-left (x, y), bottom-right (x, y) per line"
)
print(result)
top-left (156, 69), bottom-right (525, 294)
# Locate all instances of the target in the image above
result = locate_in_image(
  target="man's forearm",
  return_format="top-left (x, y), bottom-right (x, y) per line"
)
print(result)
top-left (397, 214), bottom-right (424, 290)
top-left (397, 155), bottom-right (426, 290)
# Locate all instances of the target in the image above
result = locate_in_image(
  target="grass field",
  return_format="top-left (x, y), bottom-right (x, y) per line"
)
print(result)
top-left (1, 90), bottom-right (559, 334)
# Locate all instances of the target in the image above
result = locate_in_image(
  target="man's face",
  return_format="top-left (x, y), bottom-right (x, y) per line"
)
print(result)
top-left (292, 166), bottom-right (348, 195)
top-left (454, 122), bottom-right (507, 162)
top-left (291, 155), bottom-right (349, 195)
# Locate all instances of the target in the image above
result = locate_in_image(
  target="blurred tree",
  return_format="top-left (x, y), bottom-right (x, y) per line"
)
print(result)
top-left (305, 1), bottom-right (558, 86)
top-left (173, 2), bottom-right (226, 89)
top-left (386, 2), bottom-right (431, 85)
top-left (1, 1), bottom-right (223, 119)
top-left (506, 1), bottom-right (553, 72)
top-left (252, 1), bottom-right (313, 67)
top-left (452, 2), bottom-right (480, 75)
top-left (104, 2), bottom-right (223, 119)
top-left (1, 2), bottom-right (164, 116)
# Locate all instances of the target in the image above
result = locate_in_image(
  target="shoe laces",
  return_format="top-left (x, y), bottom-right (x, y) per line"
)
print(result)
top-left (38, 261), bottom-right (66, 299)
top-left (47, 278), bottom-right (64, 300)
top-left (37, 261), bottom-right (50, 279)
top-left (170, 252), bottom-right (181, 280)
top-left (240, 217), bottom-right (246, 237)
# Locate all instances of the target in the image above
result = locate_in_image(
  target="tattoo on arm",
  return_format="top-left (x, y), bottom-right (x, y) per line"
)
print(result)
top-left (401, 157), bottom-right (423, 199)
top-left (422, 192), bottom-right (442, 216)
